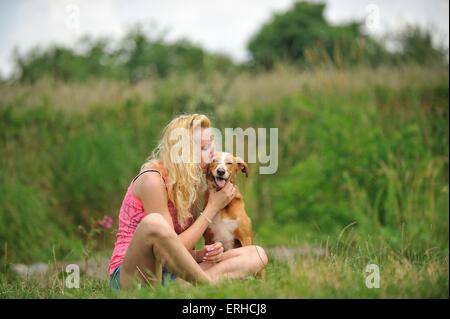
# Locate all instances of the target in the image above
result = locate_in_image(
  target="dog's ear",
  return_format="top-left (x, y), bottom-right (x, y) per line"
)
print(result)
top-left (235, 156), bottom-right (249, 177)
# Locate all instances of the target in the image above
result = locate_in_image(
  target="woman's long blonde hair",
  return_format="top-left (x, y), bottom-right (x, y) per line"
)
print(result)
top-left (141, 114), bottom-right (210, 226)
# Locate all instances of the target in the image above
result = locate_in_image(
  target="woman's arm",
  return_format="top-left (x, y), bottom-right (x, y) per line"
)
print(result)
top-left (133, 172), bottom-right (175, 230)
top-left (177, 204), bottom-right (217, 250)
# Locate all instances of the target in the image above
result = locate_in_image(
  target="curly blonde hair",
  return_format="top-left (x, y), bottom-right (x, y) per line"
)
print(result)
top-left (141, 114), bottom-right (211, 227)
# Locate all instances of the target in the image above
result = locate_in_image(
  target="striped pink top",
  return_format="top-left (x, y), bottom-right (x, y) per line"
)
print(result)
top-left (108, 162), bottom-right (194, 275)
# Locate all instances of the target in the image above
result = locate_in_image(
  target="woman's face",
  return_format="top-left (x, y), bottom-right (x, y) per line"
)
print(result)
top-left (200, 127), bottom-right (214, 171)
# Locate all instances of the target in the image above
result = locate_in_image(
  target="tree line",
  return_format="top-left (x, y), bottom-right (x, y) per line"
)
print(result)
top-left (8, 1), bottom-right (448, 83)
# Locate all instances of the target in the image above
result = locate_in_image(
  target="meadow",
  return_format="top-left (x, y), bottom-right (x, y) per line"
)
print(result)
top-left (0, 65), bottom-right (448, 298)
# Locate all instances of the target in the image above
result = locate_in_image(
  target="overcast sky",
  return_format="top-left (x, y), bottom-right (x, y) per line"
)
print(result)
top-left (0, 0), bottom-right (448, 77)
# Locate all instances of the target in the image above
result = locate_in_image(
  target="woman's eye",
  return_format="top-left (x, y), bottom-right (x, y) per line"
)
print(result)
top-left (226, 162), bottom-right (233, 165)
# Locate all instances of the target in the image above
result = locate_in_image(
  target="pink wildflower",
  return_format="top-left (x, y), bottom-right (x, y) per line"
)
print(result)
top-left (97, 215), bottom-right (113, 229)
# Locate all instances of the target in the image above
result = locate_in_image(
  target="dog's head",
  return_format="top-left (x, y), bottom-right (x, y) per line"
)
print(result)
top-left (207, 151), bottom-right (249, 190)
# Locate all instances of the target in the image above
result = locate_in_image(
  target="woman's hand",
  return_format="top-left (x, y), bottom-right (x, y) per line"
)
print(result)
top-left (196, 242), bottom-right (224, 263)
top-left (206, 181), bottom-right (236, 215)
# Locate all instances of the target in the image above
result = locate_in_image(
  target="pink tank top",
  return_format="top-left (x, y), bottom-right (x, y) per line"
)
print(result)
top-left (108, 163), bottom-right (194, 275)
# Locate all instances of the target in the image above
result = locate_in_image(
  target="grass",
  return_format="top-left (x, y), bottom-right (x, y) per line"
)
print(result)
top-left (1, 240), bottom-right (447, 298)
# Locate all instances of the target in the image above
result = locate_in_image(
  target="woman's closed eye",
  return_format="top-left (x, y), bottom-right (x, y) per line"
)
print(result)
top-left (201, 143), bottom-right (212, 151)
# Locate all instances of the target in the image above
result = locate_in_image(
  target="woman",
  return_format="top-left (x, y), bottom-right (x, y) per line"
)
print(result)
top-left (108, 114), bottom-right (268, 289)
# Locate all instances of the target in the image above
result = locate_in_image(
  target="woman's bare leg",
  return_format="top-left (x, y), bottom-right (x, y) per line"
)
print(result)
top-left (119, 213), bottom-right (212, 289)
top-left (199, 245), bottom-right (268, 282)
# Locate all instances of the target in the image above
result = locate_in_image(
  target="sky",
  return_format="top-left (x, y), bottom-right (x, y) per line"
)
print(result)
top-left (0, 0), bottom-right (448, 78)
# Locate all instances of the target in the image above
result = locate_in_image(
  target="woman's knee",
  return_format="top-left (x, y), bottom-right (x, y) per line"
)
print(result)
top-left (139, 213), bottom-right (174, 240)
top-left (237, 245), bottom-right (268, 273)
top-left (252, 245), bottom-right (268, 270)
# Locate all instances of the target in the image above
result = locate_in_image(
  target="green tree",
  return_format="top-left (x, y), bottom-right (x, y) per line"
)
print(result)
top-left (247, 1), bottom-right (386, 68)
top-left (394, 25), bottom-right (448, 66)
top-left (12, 23), bottom-right (235, 83)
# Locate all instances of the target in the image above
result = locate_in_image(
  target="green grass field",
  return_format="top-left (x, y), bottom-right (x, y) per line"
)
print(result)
top-left (0, 65), bottom-right (448, 298)
top-left (1, 243), bottom-right (447, 298)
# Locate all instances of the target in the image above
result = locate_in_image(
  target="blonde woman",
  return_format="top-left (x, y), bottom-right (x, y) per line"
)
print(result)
top-left (108, 114), bottom-right (268, 289)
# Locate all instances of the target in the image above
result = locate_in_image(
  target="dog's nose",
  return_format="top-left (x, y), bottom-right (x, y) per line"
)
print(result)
top-left (217, 168), bottom-right (225, 176)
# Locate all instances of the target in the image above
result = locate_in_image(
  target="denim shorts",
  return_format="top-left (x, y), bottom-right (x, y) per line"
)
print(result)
top-left (110, 264), bottom-right (177, 291)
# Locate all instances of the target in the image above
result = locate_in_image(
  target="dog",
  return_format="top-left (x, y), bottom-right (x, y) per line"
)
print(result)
top-left (203, 151), bottom-right (253, 251)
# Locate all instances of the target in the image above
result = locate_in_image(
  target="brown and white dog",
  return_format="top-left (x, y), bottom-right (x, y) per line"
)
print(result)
top-left (203, 151), bottom-right (253, 251)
